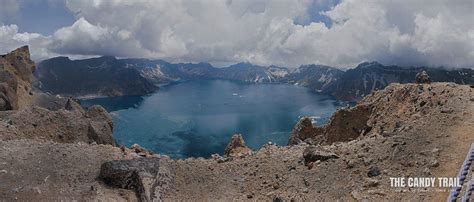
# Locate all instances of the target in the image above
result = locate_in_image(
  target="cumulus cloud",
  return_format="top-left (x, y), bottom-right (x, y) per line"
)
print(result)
top-left (0, 24), bottom-right (52, 59)
top-left (49, 17), bottom-right (152, 57)
top-left (1, 0), bottom-right (474, 68)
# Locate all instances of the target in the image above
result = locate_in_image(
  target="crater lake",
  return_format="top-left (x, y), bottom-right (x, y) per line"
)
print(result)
top-left (81, 79), bottom-right (345, 158)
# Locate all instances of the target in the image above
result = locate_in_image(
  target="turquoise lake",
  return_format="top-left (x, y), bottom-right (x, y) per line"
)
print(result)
top-left (81, 80), bottom-right (345, 158)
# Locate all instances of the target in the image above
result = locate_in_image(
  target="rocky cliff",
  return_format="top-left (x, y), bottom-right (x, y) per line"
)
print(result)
top-left (35, 56), bottom-right (158, 97)
top-left (323, 62), bottom-right (474, 101)
top-left (0, 46), bottom-right (36, 110)
top-left (0, 47), bottom-right (116, 146)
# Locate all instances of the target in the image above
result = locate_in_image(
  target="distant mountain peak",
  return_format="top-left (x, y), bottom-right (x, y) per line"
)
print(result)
top-left (98, 56), bottom-right (117, 61)
top-left (356, 61), bottom-right (382, 68)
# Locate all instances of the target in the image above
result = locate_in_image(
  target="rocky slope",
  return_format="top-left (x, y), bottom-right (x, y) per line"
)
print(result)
top-left (0, 47), bottom-right (127, 200)
top-left (280, 64), bottom-right (344, 92)
top-left (7, 79), bottom-right (465, 201)
top-left (35, 56), bottom-right (158, 97)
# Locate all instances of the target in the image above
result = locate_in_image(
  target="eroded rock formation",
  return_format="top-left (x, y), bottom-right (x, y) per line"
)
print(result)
top-left (288, 104), bottom-right (371, 146)
top-left (0, 46), bottom-right (35, 110)
top-left (224, 134), bottom-right (252, 157)
top-left (0, 47), bottom-right (115, 145)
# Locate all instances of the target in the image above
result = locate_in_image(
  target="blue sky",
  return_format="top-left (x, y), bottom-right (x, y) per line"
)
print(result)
top-left (0, 0), bottom-right (472, 68)
top-left (1, 0), bottom-right (75, 35)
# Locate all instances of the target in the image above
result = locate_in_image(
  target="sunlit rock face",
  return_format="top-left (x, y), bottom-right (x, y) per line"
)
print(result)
top-left (0, 46), bottom-right (35, 110)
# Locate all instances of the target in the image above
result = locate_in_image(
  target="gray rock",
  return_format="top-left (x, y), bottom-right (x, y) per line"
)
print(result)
top-left (99, 157), bottom-right (174, 202)
top-left (367, 166), bottom-right (381, 177)
top-left (303, 146), bottom-right (339, 165)
top-left (88, 121), bottom-right (115, 145)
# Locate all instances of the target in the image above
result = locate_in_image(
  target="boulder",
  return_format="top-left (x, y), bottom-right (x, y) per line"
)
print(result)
top-left (99, 157), bottom-right (174, 201)
top-left (415, 71), bottom-right (431, 84)
top-left (303, 146), bottom-right (339, 166)
top-left (86, 105), bottom-right (113, 129)
top-left (367, 166), bottom-right (381, 177)
top-left (224, 134), bottom-right (252, 157)
top-left (88, 121), bottom-right (115, 145)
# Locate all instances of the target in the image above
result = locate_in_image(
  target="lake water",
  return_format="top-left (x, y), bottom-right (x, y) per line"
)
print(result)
top-left (81, 80), bottom-right (344, 158)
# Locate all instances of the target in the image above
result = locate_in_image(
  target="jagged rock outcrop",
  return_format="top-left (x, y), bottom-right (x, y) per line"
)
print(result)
top-left (224, 134), bottom-right (252, 157)
top-left (289, 72), bottom-right (468, 146)
top-left (288, 117), bottom-right (323, 145)
top-left (99, 157), bottom-right (174, 201)
top-left (322, 104), bottom-right (372, 143)
top-left (0, 46), bottom-right (35, 110)
top-left (289, 80), bottom-right (473, 148)
top-left (288, 104), bottom-right (371, 146)
top-left (0, 47), bottom-right (116, 145)
top-left (416, 71), bottom-right (431, 84)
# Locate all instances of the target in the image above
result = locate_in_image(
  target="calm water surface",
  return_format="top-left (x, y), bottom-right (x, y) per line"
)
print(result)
top-left (81, 80), bottom-right (345, 158)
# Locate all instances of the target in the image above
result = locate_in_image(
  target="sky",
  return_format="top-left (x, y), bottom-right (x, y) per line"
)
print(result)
top-left (0, 0), bottom-right (473, 69)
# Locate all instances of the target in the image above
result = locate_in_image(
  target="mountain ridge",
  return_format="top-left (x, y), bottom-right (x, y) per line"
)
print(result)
top-left (35, 56), bottom-right (474, 101)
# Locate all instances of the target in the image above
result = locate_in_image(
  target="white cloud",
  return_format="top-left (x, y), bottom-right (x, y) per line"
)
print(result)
top-left (1, 0), bottom-right (474, 68)
top-left (0, 24), bottom-right (52, 59)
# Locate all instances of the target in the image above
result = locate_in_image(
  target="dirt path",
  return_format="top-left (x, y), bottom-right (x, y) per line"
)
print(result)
top-left (431, 99), bottom-right (474, 201)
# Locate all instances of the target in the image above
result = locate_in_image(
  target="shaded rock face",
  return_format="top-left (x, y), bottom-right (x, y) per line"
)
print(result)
top-left (288, 105), bottom-right (371, 146)
top-left (35, 56), bottom-right (158, 97)
top-left (0, 46), bottom-right (35, 110)
top-left (323, 105), bottom-right (372, 144)
top-left (323, 62), bottom-right (474, 101)
top-left (416, 71), bottom-right (431, 84)
top-left (288, 117), bottom-right (323, 145)
top-left (224, 134), bottom-right (252, 157)
top-left (99, 157), bottom-right (174, 202)
top-left (289, 81), bottom-right (470, 148)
